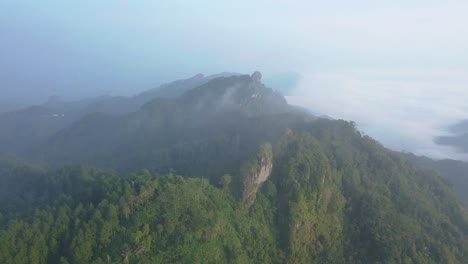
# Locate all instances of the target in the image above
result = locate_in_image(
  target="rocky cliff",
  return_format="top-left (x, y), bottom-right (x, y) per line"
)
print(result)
top-left (242, 143), bottom-right (273, 208)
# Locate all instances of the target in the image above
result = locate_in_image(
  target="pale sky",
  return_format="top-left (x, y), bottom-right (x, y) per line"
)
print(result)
top-left (1, 0), bottom-right (468, 158)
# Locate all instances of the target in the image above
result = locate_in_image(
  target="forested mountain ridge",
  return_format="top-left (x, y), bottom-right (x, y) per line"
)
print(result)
top-left (0, 72), bottom-right (467, 263)
top-left (0, 120), bottom-right (467, 263)
top-left (0, 73), bottom-right (235, 158)
top-left (404, 153), bottom-right (468, 203)
top-left (0, 106), bottom-right (73, 156)
top-left (40, 73), bottom-right (295, 175)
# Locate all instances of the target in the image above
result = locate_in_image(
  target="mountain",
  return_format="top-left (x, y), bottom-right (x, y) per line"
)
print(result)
top-left (0, 100), bottom-right (27, 113)
top-left (1, 123), bottom-right (467, 263)
top-left (434, 120), bottom-right (468, 153)
top-left (0, 106), bottom-right (73, 156)
top-left (134, 72), bottom-right (237, 101)
top-left (0, 73), bottom-right (236, 158)
top-left (404, 153), bottom-right (468, 203)
top-left (0, 72), bottom-right (467, 263)
top-left (79, 72), bottom-right (237, 115)
top-left (41, 73), bottom-right (297, 177)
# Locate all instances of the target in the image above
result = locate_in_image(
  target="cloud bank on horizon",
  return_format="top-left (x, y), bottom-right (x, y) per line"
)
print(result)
top-left (286, 68), bottom-right (468, 160)
top-left (1, 0), bottom-right (468, 158)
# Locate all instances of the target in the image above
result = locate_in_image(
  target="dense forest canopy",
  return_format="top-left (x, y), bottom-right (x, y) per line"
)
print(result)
top-left (0, 73), bottom-right (467, 263)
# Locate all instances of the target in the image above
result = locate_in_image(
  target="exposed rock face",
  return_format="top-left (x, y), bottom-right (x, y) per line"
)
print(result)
top-left (251, 71), bottom-right (262, 82)
top-left (242, 143), bottom-right (273, 209)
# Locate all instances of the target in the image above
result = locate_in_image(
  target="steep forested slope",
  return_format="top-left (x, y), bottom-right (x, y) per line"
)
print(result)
top-left (0, 73), bottom-right (234, 158)
top-left (0, 72), bottom-right (467, 263)
top-left (404, 153), bottom-right (468, 203)
top-left (0, 120), bottom-right (467, 263)
top-left (41, 74), bottom-right (295, 178)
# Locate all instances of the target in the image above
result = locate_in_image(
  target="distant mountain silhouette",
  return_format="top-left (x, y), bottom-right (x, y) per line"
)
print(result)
top-left (435, 120), bottom-right (468, 153)
top-left (0, 72), bottom-right (237, 157)
top-left (0, 72), bottom-right (467, 263)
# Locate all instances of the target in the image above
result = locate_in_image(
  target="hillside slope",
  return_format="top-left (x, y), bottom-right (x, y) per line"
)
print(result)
top-left (0, 120), bottom-right (467, 263)
top-left (41, 73), bottom-right (295, 178)
top-left (404, 153), bottom-right (468, 203)
top-left (0, 73), bottom-right (234, 158)
top-left (0, 72), bottom-right (467, 263)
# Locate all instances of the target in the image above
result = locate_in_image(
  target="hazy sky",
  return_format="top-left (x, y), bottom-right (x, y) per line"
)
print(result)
top-left (1, 1), bottom-right (468, 158)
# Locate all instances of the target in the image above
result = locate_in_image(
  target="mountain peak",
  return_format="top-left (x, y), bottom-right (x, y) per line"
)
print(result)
top-left (251, 71), bottom-right (262, 82)
top-left (175, 73), bottom-right (289, 116)
top-left (189, 73), bottom-right (205, 81)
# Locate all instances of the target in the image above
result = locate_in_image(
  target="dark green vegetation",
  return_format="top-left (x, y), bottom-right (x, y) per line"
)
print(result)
top-left (0, 73), bottom-right (467, 263)
top-left (0, 73), bottom-right (234, 156)
top-left (41, 74), bottom-right (291, 175)
top-left (404, 153), bottom-right (468, 204)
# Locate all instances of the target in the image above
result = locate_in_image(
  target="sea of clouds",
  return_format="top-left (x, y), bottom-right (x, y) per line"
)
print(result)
top-left (287, 68), bottom-right (468, 160)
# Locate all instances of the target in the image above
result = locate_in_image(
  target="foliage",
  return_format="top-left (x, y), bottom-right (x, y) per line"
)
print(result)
top-left (0, 120), bottom-right (467, 263)
top-left (0, 74), bottom-right (467, 263)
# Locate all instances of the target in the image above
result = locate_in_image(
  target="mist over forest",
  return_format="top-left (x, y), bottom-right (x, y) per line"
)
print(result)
top-left (0, 1), bottom-right (467, 263)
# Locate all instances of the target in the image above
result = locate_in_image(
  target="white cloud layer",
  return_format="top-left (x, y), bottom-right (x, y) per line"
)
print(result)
top-left (1, 1), bottom-right (468, 155)
top-left (287, 68), bottom-right (468, 160)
